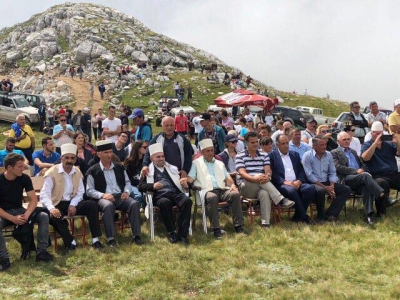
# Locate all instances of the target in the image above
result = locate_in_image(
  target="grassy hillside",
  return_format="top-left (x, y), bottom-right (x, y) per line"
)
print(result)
top-left (118, 71), bottom-right (349, 119)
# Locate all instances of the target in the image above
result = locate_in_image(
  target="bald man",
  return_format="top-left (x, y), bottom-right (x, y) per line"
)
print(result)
top-left (142, 116), bottom-right (193, 178)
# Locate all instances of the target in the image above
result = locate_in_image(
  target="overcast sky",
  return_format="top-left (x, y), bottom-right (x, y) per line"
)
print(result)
top-left (1, 0), bottom-right (400, 109)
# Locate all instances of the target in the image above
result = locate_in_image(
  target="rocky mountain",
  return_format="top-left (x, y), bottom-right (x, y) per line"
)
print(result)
top-left (0, 2), bottom-right (257, 107)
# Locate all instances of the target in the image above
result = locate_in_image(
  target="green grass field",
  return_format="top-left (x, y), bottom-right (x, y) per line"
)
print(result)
top-left (1, 203), bottom-right (400, 299)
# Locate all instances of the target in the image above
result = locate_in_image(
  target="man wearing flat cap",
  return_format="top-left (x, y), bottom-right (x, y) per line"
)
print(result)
top-left (86, 140), bottom-right (142, 247)
top-left (184, 139), bottom-right (245, 239)
top-left (138, 143), bottom-right (192, 244)
top-left (198, 113), bottom-right (226, 154)
top-left (40, 143), bottom-right (104, 251)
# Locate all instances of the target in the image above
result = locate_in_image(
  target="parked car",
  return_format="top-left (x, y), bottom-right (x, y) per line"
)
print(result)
top-left (296, 106), bottom-right (336, 125)
top-left (17, 93), bottom-right (46, 109)
top-left (169, 106), bottom-right (196, 117)
top-left (157, 96), bottom-right (179, 114)
top-left (0, 94), bottom-right (39, 124)
top-left (272, 106), bottom-right (306, 128)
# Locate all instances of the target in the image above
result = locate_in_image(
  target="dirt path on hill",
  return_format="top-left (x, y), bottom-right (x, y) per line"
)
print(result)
top-left (58, 76), bottom-right (107, 112)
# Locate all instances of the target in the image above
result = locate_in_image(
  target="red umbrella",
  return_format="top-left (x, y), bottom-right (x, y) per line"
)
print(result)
top-left (214, 89), bottom-right (278, 112)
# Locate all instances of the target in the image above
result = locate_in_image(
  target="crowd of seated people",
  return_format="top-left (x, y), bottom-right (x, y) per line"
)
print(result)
top-left (1, 99), bottom-right (400, 272)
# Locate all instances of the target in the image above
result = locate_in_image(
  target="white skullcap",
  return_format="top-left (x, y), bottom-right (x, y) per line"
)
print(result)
top-left (394, 99), bottom-right (400, 107)
top-left (96, 140), bottom-right (113, 151)
top-left (149, 143), bottom-right (164, 156)
top-left (199, 139), bottom-right (214, 150)
top-left (371, 121), bottom-right (383, 131)
top-left (61, 143), bottom-right (77, 156)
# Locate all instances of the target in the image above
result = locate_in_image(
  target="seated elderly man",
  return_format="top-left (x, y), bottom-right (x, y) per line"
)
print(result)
top-left (40, 144), bottom-right (103, 251)
top-left (86, 140), bottom-right (142, 247)
top-left (236, 132), bottom-right (294, 228)
top-left (185, 139), bottom-right (245, 239)
top-left (138, 143), bottom-right (192, 244)
top-left (361, 121), bottom-right (400, 217)
top-left (269, 134), bottom-right (315, 224)
top-left (332, 132), bottom-right (390, 225)
top-left (302, 135), bottom-right (351, 222)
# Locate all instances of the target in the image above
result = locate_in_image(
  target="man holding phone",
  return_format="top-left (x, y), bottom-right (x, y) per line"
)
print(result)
top-left (361, 121), bottom-right (400, 216)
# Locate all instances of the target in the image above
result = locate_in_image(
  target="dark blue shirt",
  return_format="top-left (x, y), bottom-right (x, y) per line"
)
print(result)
top-left (361, 140), bottom-right (398, 175)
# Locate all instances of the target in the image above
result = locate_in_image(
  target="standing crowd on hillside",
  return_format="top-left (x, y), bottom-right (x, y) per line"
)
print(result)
top-left (1, 78), bottom-right (400, 272)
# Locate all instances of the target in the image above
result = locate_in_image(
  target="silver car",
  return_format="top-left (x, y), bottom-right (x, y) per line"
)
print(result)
top-left (0, 95), bottom-right (39, 124)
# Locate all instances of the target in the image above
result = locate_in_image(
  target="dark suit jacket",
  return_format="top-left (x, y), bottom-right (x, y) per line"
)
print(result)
top-left (344, 112), bottom-right (368, 129)
top-left (269, 149), bottom-right (307, 187)
top-left (331, 147), bottom-right (366, 184)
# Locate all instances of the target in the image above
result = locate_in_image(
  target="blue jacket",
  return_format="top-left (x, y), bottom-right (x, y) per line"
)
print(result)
top-left (269, 149), bottom-right (307, 187)
top-left (198, 125), bottom-right (226, 153)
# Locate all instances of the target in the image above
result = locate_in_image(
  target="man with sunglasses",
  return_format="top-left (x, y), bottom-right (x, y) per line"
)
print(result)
top-left (345, 101), bottom-right (368, 144)
top-left (332, 132), bottom-right (390, 225)
top-left (52, 114), bottom-right (75, 154)
top-left (301, 118), bottom-right (317, 143)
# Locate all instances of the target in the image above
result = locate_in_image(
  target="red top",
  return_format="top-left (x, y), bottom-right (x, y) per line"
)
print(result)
top-left (175, 115), bottom-right (188, 132)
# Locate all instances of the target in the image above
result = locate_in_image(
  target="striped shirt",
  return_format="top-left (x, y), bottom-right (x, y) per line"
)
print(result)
top-left (235, 149), bottom-right (269, 184)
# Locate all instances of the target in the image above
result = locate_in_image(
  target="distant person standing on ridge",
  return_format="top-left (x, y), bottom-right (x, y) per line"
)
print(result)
top-left (98, 82), bottom-right (106, 100)
top-left (69, 66), bottom-right (75, 80)
top-left (174, 81), bottom-right (180, 98)
top-left (304, 89), bottom-right (308, 95)
top-left (187, 85), bottom-right (193, 102)
top-left (89, 82), bottom-right (94, 100)
top-left (77, 65), bottom-right (84, 81)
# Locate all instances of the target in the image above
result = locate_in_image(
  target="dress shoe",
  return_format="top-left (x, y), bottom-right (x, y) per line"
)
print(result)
top-left (234, 226), bottom-right (247, 235)
top-left (0, 257), bottom-right (11, 272)
top-left (36, 250), bottom-right (54, 262)
top-left (168, 232), bottom-right (178, 244)
top-left (132, 236), bottom-right (143, 245)
top-left (278, 198), bottom-right (295, 209)
top-left (107, 239), bottom-right (117, 248)
top-left (327, 215), bottom-right (337, 222)
top-left (91, 241), bottom-right (104, 249)
top-left (261, 224), bottom-right (271, 229)
top-left (213, 229), bottom-right (224, 240)
top-left (179, 237), bottom-right (190, 245)
top-left (62, 243), bottom-right (77, 256)
top-left (364, 216), bottom-right (374, 226)
top-left (386, 198), bottom-right (399, 207)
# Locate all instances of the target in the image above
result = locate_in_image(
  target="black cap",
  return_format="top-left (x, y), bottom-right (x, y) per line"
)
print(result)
top-left (225, 134), bottom-right (238, 142)
top-left (306, 118), bottom-right (317, 124)
top-left (199, 113), bottom-right (211, 121)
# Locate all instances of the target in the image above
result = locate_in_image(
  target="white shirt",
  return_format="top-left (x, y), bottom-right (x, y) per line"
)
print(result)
top-left (102, 117), bottom-right (122, 142)
top-left (40, 165), bottom-right (84, 210)
top-left (192, 116), bottom-right (203, 134)
top-left (350, 137), bottom-right (361, 156)
top-left (279, 150), bottom-right (296, 182)
top-left (264, 115), bottom-right (274, 126)
top-left (271, 130), bottom-right (283, 143)
top-left (236, 140), bottom-right (245, 152)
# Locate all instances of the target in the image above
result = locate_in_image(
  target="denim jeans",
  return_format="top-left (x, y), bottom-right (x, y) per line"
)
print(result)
top-left (0, 207), bottom-right (50, 259)
top-left (130, 186), bottom-right (144, 208)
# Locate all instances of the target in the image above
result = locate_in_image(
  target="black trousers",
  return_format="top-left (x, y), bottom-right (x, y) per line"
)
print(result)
top-left (154, 192), bottom-right (192, 238)
top-left (15, 146), bottom-right (33, 165)
top-left (48, 200), bottom-right (102, 248)
top-left (314, 182), bottom-right (351, 219)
